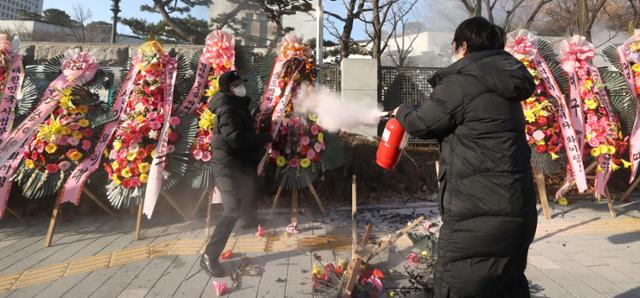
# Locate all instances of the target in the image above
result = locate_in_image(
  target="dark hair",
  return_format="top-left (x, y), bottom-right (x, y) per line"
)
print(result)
top-left (453, 17), bottom-right (506, 53)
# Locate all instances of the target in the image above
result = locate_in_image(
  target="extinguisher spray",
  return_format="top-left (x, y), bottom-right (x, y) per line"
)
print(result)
top-left (376, 116), bottom-right (409, 170)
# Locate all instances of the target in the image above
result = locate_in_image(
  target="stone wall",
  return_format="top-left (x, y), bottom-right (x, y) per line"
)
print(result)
top-left (17, 42), bottom-right (204, 67)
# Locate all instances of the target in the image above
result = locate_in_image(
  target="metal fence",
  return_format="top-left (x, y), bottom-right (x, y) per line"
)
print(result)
top-left (379, 67), bottom-right (441, 111)
top-left (316, 64), bottom-right (341, 92)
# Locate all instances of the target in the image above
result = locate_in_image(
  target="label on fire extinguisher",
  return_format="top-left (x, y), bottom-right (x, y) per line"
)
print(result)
top-left (382, 129), bottom-right (391, 142)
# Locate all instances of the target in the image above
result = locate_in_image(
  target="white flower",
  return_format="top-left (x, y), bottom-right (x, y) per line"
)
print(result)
top-left (149, 130), bottom-right (158, 139)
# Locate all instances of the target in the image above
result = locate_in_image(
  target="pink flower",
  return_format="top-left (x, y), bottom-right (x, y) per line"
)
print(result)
top-left (45, 163), bottom-right (59, 173)
top-left (256, 224), bottom-right (264, 237)
top-left (36, 142), bottom-right (45, 153)
top-left (201, 151), bottom-right (211, 162)
top-left (169, 116), bottom-right (181, 126)
top-left (166, 144), bottom-right (175, 153)
top-left (81, 140), bottom-right (92, 151)
top-left (307, 149), bottom-right (316, 160)
top-left (150, 121), bottom-right (162, 130)
top-left (204, 134), bottom-right (213, 143)
top-left (288, 158), bottom-right (300, 168)
top-left (367, 276), bottom-right (383, 292)
top-left (69, 123), bottom-right (81, 130)
top-left (58, 161), bottom-right (71, 171)
top-left (588, 137), bottom-right (600, 148)
top-left (212, 281), bottom-right (228, 296)
top-left (300, 136), bottom-right (310, 145)
top-left (314, 143), bottom-right (323, 153)
top-left (311, 125), bottom-right (320, 135)
top-left (532, 130), bottom-right (545, 142)
top-left (407, 253), bottom-right (421, 266)
top-left (286, 223), bottom-right (299, 235)
top-left (270, 150), bottom-right (280, 159)
top-left (193, 149), bottom-right (203, 160)
top-left (68, 138), bottom-right (80, 146)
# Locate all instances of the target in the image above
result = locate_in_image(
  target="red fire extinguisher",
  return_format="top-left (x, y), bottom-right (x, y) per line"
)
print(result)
top-left (376, 117), bottom-right (409, 170)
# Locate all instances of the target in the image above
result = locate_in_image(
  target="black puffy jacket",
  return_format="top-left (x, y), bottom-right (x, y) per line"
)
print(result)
top-left (209, 92), bottom-right (271, 166)
top-left (396, 50), bottom-right (538, 297)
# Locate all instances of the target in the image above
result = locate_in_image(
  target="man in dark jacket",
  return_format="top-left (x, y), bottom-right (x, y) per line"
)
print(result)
top-left (394, 17), bottom-right (537, 297)
top-left (200, 70), bottom-right (272, 277)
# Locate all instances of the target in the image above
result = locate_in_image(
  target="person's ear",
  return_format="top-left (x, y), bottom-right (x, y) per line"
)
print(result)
top-left (460, 41), bottom-right (469, 56)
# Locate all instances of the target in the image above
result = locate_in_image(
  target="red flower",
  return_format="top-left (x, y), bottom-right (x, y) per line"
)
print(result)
top-left (536, 116), bottom-right (547, 126)
top-left (83, 129), bottom-right (93, 138)
top-left (168, 131), bottom-right (178, 142)
top-left (373, 268), bottom-right (384, 279)
top-left (535, 144), bottom-right (547, 153)
top-left (45, 163), bottom-right (59, 173)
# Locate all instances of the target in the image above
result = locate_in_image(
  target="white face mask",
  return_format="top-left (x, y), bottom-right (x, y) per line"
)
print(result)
top-left (449, 56), bottom-right (458, 64)
top-left (232, 85), bottom-right (246, 97)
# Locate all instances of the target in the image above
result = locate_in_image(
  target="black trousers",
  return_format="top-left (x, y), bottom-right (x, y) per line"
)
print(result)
top-left (205, 160), bottom-right (258, 260)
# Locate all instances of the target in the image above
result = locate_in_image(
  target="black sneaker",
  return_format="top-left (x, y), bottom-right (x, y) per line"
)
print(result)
top-left (200, 253), bottom-right (226, 277)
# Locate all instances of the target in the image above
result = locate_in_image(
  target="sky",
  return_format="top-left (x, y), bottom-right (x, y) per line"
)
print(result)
top-left (42, 0), bottom-right (457, 41)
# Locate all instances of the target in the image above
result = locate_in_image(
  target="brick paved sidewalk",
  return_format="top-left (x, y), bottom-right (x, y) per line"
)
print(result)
top-left (0, 200), bottom-right (639, 297)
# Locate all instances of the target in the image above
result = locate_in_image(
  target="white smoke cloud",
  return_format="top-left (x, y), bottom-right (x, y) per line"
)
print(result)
top-left (294, 83), bottom-right (385, 132)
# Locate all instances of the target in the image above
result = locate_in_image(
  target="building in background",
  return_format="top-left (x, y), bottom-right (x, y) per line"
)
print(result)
top-left (208, 1), bottom-right (317, 48)
top-left (0, 0), bottom-right (43, 20)
top-left (0, 20), bottom-right (145, 44)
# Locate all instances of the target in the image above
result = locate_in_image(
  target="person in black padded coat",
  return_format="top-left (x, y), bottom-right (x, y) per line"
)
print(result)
top-left (394, 17), bottom-right (538, 297)
top-left (200, 70), bottom-right (272, 277)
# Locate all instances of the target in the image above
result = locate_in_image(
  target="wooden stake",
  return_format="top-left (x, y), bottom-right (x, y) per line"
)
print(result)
top-left (622, 176), bottom-right (640, 202)
top-left (82, 188), bottom-right (115, 216)
top-left (341, 223), bottom-right (373, 298)
top-left (190, 189), bottom-right (209, 219)
top-left (271, 178), bottom-right (286, 209)
top-left (160, 190), bottom-right (189, 222)
top-left (557, 161), bottom-right (597, 201)
top-left (605, 188), bottom-right (617, 218)
top-left (135, 201), bottom-right (144, 241)
top-left (535, 173), bottom-right (551, 220)
top-left (351, 175), bottom-right (357, 260)
top-left (435, 161), bottom-right (440, 188)
top-left (291, 188), bottom-right (299, 225)
top-left (6, 207), bottom-right (30, 226)
top-left (367, 216), bottom-right (424, 263)
top-left (307, 179), bottom-right (326, 214)
top-left (44, 201), bottom-right (61, 247)
top-left (204, 194), bottom-right (213, 238)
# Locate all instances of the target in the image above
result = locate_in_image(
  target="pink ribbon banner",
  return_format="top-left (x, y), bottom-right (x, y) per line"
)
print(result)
top-left (591, 68), bottom-right (618, 198)
top-left (618, 45), bottom-right (640, 182)
top-left (532, 55), bottom-right (588, 195)
top-left (0, 54), bottom-right (24, 147)
top-left (256, 58), bottom-right (286, 132)
top-left (59, 66), bottom-right (140, 205)
top-left (143, 59), bottom-right (178, 219)
top-left (178, 60), bottom-right (211, 115)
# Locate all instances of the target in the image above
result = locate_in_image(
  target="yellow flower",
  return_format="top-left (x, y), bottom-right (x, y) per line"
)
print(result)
top-left (62, 127), bottom-right (72, 135)
top-left (633, 63), bottom-right (640, 73)
top-left (127, 151), bottom-right (136, 161)
top-left (631, 42), bottom-right (640, 52)
top-left (45, 143), bottom-right (57, 154)
top-left (550, 152), bottom-right (559, 160)
top-left (309, 114), bottom-right (318, 122)
top-left (205, 86), bottom-right (217, 97)
top-left (69, 151), bottom-right (83, 161)
top-left (611, 162), bottom-right (620, 171)
top-left (112, 160), bottom-right (120, 170)
top-left (312, 263), bottom-right (323, 276)
top-left (140, 173), bottom-right (149, 183)
top-left (318, 133), bottom-right (324, 143)
top-left (78, 119), bottom-right (90, 127)
top-left (524, 109), bottom-right (536, 123)
top-left (198, 109), bottom-right (215, 130)
top-left (113, 140), bottom-right (121, 151)
top-left (138, 162), bottom-right (150, 173)
top-left (121, 168), bottom-right (132, 178)
top-left (25, 159), bottom-right (35, 169)
top-left (112, 175), bottom-right (121, 185)
top-left (606, 145), bottom-right (616, 154)
top-left (584, 98), bottom-right (599, 110)
top-left (58, 88), bottom-right (74, 110)
top-left (623, 159), bottom-right (632, 168)
top-left (72, 131), bottom-right (83, 140)
top-left (300, 158), bottom-right (311, 168)
top-left (420, 250), bottom-right (429, 257)
top-left (78, 105), bottom-right (88, 114)
top-left (558, 197), bottom-right (569, 206)
top-left (136, 115), bottom-right (145, 123)
top-left (584, 78), bottom-right (593, 91)
top-left (276, 156), bottom-right (287, 167)
top-left (151, 149), bottom-right (157, 159)
top-left (591, 147), bottom-right (601, 157)
top-left (38, 116), bottom-right (64, 141)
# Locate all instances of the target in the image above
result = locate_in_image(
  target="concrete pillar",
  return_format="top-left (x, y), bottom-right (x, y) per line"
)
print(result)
top-left (340, 58), bottom-right (378, 138)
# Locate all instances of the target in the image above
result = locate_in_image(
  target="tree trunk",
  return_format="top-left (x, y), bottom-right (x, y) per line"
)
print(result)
top-left (524, 0), bottom-right (550, 29)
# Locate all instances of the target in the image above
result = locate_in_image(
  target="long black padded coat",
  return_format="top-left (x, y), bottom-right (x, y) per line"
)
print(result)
top-left (396, 50), bottom-right (538, 297)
